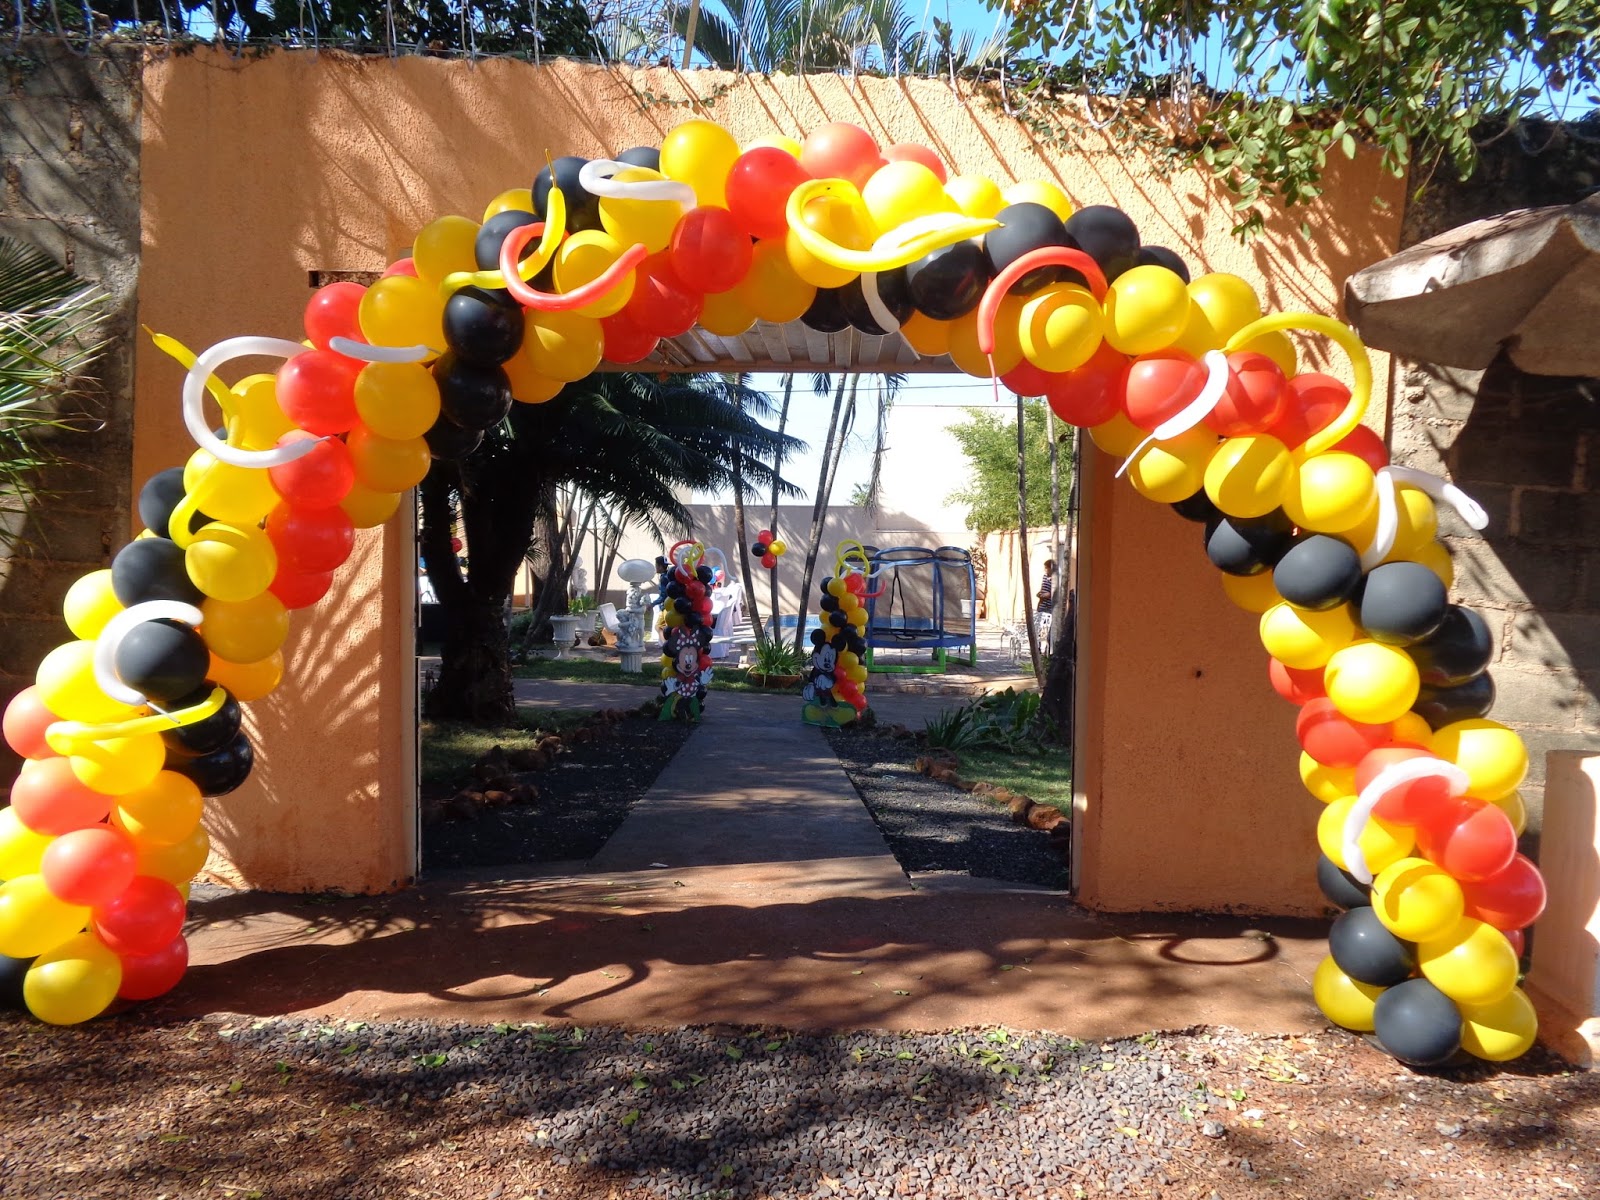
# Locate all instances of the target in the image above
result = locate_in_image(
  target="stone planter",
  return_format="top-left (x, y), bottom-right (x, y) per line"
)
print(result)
top-left (748, 671), bottom-right (802, 690)
top-left (548, 615), bottom-right (582, 657)
top-left (619, 649), bottom-right (644, 674)
top-left (573, 611), bottom-right (597, 635)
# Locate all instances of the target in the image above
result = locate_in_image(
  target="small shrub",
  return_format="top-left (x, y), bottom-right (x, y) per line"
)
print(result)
top-left (751, 639), bottom-right (802, 675)
top-left (924, 688), bottom-right (1053, 755)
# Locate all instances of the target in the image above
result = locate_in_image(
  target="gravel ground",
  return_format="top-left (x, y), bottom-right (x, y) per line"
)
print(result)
top-left (826, 731), bottom-right (1068, 890)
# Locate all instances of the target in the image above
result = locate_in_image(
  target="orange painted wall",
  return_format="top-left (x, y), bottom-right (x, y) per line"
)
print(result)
top-left (137, 51), bottom-right (1404, 906)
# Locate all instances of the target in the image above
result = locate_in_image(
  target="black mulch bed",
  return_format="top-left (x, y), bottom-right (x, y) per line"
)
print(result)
top-left (422, 715), bottom-right (696, 873)
top-left (825, 729), bottom-right (1069, 890)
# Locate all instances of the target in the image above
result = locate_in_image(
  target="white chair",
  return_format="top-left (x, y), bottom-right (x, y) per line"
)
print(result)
top-left (597, 602), bottom-right (622, 641)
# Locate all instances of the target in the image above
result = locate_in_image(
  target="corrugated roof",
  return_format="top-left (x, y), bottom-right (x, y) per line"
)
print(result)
top-left (628, 319), bottom-right (953, 374)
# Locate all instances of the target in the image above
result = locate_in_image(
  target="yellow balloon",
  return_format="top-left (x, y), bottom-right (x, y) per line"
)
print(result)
top-left (862, 161), bottom-right (955, 232)
top-left (1281, 452), bottom-right (1377, 533)
top-left (1019, 283), bottom-right (1103, 372)
top-left (1390, 710), bottom-right (1434, 749)
top-left (1459, 987), bottom-right (1538, 1062)
top-left (1260, 602), bottom-right (1357, 670)
top-left (699, 287), bottom-right (757, 337)
top-left (1102, 265), bottom-right (1191, 356)
top-left (524, 310), bottom-right (604, 383)
top-left (483, 187), bottom-right (534, 222)
top-left (200, 591), bottom-right (289, 664)
top-left (1170, 299), bottom-right (1224, 358)
top-left (1204, 434), bottom-right (1292, 518)
top-left (1419, 917), bottom-right (1519, 1007)
top-left (1238, 329), bottom-right (1297, 377)
top-left (136, 823), bottom-right (211, 886)
top-left (1221, 569), bottom-right (1282, 613)
top-left (553, 229), bottom-right (636, 318)
top-left (946, 174), bottom-right (1005, 219)
top-left (185, 521), bottom-right (278, 604)
top-left (186, 454), bottom-right (280, 527)
top-left (354, 361), bottom-right (441, 441)
top-left (0, 874), bottom-right (88, 958)
top-left (785, 230), bottom-right (859, 290)
top-left (745, 135), bottom-right (803, 158)
top-left (206, 650), bottom-right (283, 703)
top-left (1313, 954), bottom-right (1383, 1032)
top-left (24, 930), bottom-right (121, 1025)
top-left (737, 239), bottom-right (816, 324)
top-left (948, 299), bottom-right (1023, 378)
top-left (63, 569), bottom-right (123, 640)
top-left (348, 425), bottom-right (431, 493)
top-left (1493, 789), bottom-right (1528, 837)
top-left (660, 119), bottom-right (741, 208)
top-left (228, 374), bottom-right (295, 449)
top-left (1349, 485), bottom-right (1438, 563)
top-left (503, 342), bottom-right (567, 405)
top-left (1188, 273), bottom-right (1262, 343)
top-left (598, 167), bottom-right (686, 253)
top-left (412, 215), bottom-right (481, 287)
top-left (1300, 752), bottom-right (1355, 804)
top-left (0, 807), bottom-right (52, 880)
top-left (1088, 411), bottom-right (1146, 457)
top-left (359, 274), bottom-right (445, 350)
top-left (1372, 856), bottom-right (1465, 942)
top-left (110, 771), bottom-right (204, 847)
top-left (1003, 179), bottom-right (1074, 222)
top-left (1430, 719), bottom-right (1527, 802)
top-left (1317, 795), bottom-right (1415, 874)
top-left (1125, 426), bottom-right (1216, 504)
top-left (68, 732), bottom-right (165, 796)
top-left (899, 310), bottom-right (953, 357)
top-left (36, 640), bottom-right (141, 724)
top-left (341, 482), bottom-right (403, 530)
top-left (1323, 639), bottom-right (1421, 725)
top-left (1411, 540), bottom-right (1456, 590)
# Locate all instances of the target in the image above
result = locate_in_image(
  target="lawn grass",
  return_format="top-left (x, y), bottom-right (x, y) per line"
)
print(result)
top-left (955, 745), bottom-right (1074, 812)
top-left (512, 654), bottom-right (785, 695)
top-left (420, 707), bottom-right (593, 794)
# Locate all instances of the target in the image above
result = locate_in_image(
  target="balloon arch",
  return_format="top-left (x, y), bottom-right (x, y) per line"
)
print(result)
top-left (0, 119), bottom-right (1545, 1066)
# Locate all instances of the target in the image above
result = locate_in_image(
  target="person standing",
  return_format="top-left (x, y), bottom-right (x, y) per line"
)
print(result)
top-left (1036, 558), bottom-right (1056, 616)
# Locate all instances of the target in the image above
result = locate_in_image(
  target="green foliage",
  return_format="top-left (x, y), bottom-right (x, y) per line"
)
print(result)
top-left (945, 401), bottom-right (1064, 535)
top-left (957, 744), bottom-right (1074, 811)
top-left (750, 638), bottom-right (803, 675)
top-left (419, 707), bottom-right (591, 792)
top-left (1002, 0), bottom-right (1599, 232)
top-left (924, 688), bottom-right (1051, 754)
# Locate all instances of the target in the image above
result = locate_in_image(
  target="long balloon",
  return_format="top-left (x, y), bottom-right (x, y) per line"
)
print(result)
top-left (183, 336), bottom-right (320, 469)
top-left (976, 246), bottom-right (1109, 355)
top-left (499, 224), bottom-right (648, 312)
top-left (1224, 313), bottom-right (1371, 458)
top-left (784, 180), bottom-right (998, 274)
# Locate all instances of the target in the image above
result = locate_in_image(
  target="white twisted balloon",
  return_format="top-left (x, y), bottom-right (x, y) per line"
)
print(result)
top-left (92, 600), bottom-right (205, 707)
top-left (1342, 756), bottom-right (1470, 884)
top-left (183, 335), bottom-right (322, 468)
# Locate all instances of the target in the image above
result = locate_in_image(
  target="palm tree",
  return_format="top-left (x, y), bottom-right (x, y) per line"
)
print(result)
top-left (419, 371), bottom-right (802, 723)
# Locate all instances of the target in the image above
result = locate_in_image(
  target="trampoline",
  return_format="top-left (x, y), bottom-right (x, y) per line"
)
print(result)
top-left (862, 546), bottom-right (979, 674)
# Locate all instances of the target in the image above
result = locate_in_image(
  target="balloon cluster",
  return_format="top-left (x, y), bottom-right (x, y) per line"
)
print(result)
top-left (800, 544), bottom-right (875, 726)
top-left (656, 541), bottom-right (715, 720)
top-left (750, 528), bottom-right (788, 570)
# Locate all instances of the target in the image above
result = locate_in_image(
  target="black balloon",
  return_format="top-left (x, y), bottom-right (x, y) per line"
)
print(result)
top-left (1318, 854), bottom-right (1373, 910)
top-left (696, 565), bottom-right (714, 584)
top-left (532, 155), bottom-right (602, 232)
top-left (1360, 561), bottom-right (1449, 646)
top-left (423, 415), bottom-right (484, 461)
top-left (1205, 511), bottom-right (1297, 576)
top-left (111, 538), bottom-right (204, 607)
top-left (443, 286), bottom-right (525, 365)
top-left (138, 467), bottom-right (188, 537)
top-left (1064, 205), bottom-right (1141, 282)
top-left (904, 241), bottom-right (991, 320)
top-left (170, 731), bottom-right (255, 797)
top-left (840, 270), bottom-right (913, 335)
top-left (433, 353), bottom-right (513, 432)
top-left (115, 619), bottom-right (210, 704)
top-left (617, 145), bottom-right (662, 171)
top-left (475, 209), bottom-right (541, 271)
top-left (801, 286), bottom-right (851, 333)
top-left (1274, 535), bottom-right (1363, 611)
top-left (160, 685), bottom-right (243, 758)
top-left (1136, 245), bottom-right (1191, 283)
top-left (1413, 673), bottom-right (1497, 730)
top-left (982, 202), bottom-right (1070, 294)
top-left (1407, 605), bottom-right (1493, 687)
top-left (1170, 490), bottom-right (1219, 524)
top-left (1373, 978), bottom-right (1463, 1067)
top-left (1329, 906), bottom-right (1417, 986)
top-left (0, 953), bottom-right (29, 1010)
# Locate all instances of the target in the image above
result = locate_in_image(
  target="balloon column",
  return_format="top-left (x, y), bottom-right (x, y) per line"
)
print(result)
top-left (800, 543), bottom-right (875, 726)
top-left (656, 542), bottom-right (716, 721)
top-left (751, 528), bottom-right (787, 570)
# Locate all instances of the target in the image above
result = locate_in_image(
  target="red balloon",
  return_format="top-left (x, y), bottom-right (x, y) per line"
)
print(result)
top-left (275, 349), bottom-right (363, 437)
top-left (726, 148), bottom-right (813, 241)
top-left (1333, 424), bottom-right (1390, 472)
top-left (42, 825), bottom-right (137, 907)
top-left (1416, 797), bottom-right (1518, 882)
top-left (599, 311), bottom-right (657, 365)
top-left (268, 431), bottom-right (355, 510)
top-left (882, 143), bottom-right (947, 182)
top-left (265, 504), bottom-right (355, 574)
top-left (268, 567), bottom-right (334, 610)
top-left (1296, 697), bottom-right (1392, 768)
top-left (1044, 343), bottom-right (1128, 427)
top-left (1460, 854), bottom-right (1547, 931)
top-left (686, 580), bottom-right (707, 601)
top-left (1001, 359), bottom-right (1052, 398)
top-left (382, 257), bottom-right (419, 278)
top-left (117, 934), bottom-right (189, 1001)
top-left (1268, 373), bottom-right (1349, 450)
top-left (1207, 352), bottom-right (1289, 436)
top-left (10, 757), bottom-right (111, 835)
top-left (1357, 746), bottom-right (1455, 825)
top-left (622, 252), bottom-right (702, 339)
top-left (1122, 351), bottom-right (1208, 431)
top-left (1504, 927), bottom-right (1526, 957)
top-left (800, 123), bottom-right (882, 188)
top-left (756, 529), bottom-right (774, 541)
top-left (762, 552), bottom-right (778, 569)
top-left (92, 875), bottom-right (186, 956)
top-left (670, 206), bottom-right (754, 294)
top-left (4, 685), bottom-right (60, 761)
top-left (303, 281), bottom-right (366, 350)
top-left (844, 573), bottom-right (865, 595)
top-left (1268, 658), bottom-right (1324, 705)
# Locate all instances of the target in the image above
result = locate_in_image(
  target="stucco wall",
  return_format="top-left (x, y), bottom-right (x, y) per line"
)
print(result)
top-left (137, 49), bottom-right (1403, 906)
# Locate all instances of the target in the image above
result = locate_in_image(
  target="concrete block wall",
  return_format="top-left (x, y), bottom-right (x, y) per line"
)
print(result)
top-left (0, 42), bottom-right (142, 788)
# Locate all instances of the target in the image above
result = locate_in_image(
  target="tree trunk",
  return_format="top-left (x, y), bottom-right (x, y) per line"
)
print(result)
top-left (427, 593), bottom-right (517, 723)
top-left (1016, 392), bottom-right (1041, 682)
top-left (731, 435), bottom-right (764, 644)
top-left (1040, 428), bottom-right (1080, 740)
top-left (767, 374), bottom-right (794, 641)
top-left (792, 373), bottom-right (851, 656)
